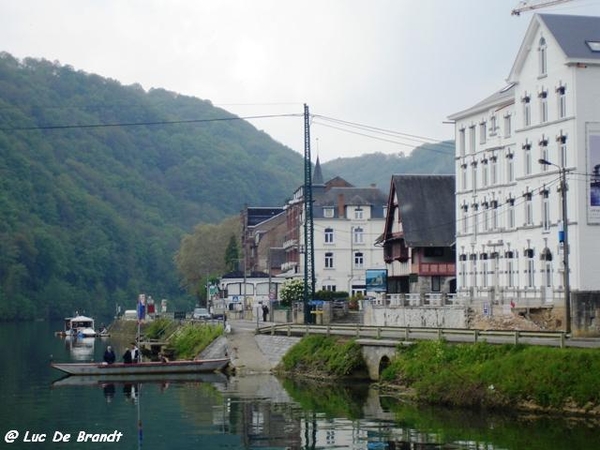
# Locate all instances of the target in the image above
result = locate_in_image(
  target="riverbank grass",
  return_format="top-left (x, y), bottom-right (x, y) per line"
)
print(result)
top-left (381, 340), bottom-right (600, 413)
top-left (279, 335), bottom-right (367, 378)
top-left (163, 322), bottom-right (223, 360)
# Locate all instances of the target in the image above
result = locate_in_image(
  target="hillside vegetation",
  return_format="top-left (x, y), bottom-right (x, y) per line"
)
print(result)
top-left (0, 52), bottom-right (303, 320)
top-left (322, 140), bottom-right (455, 190)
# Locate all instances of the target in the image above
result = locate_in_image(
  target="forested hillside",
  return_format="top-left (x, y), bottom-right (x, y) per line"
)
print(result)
top-left (0, 53), bottom-right (304, 320)
top-left (322, 141), bottom-right (455, 191)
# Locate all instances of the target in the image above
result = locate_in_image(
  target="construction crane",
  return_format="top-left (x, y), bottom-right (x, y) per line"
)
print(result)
top-left (512, 0), bottom-right (574, 15)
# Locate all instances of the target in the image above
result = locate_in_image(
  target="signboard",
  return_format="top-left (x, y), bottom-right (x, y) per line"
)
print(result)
top-left (365, 269), bottom-right (388, 292)
top-left (588, 126), bottom-right (600, 223)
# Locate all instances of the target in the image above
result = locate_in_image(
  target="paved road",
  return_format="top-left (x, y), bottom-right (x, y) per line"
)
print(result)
top-left (200, 319), bottom-right (300, 375)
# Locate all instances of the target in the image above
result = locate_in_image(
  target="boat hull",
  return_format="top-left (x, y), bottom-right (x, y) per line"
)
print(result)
top-left (51, 358), bottom-right (230, 376)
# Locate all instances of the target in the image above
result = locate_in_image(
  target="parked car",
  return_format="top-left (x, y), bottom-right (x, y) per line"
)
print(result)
top-left (192, 307), bottom-right (212, 320)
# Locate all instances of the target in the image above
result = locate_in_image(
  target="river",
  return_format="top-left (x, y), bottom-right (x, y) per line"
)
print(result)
top-left (0, 320), bottom-right (598, 449)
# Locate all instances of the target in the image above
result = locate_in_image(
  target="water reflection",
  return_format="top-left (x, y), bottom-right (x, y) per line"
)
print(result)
top-left (2, 321), bottom-right (599, 450)
top-left (63, 335), bottom-right (95, 361)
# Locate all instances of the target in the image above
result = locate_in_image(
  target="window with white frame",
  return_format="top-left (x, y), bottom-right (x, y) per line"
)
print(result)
top-left (523, 95), bottom-right (531, 127)
top-left (322, 284), bottom-right (336, 292)
top-left (460, 261), bottom-right (467, 287)
top-left (543, 261), bottom-right (552, 288)
top-left (462, 205), bottom-right (469, 234)
top-left (471, 161), bottom-right (478, 191)
top-left (557, 86), bottom-right (566, 118)
top-left (491, 200), bottom-right (499, 230)
top-left (504, 114), bottom-right (512, 137)
top-left (490, 156), bottom-right (498, 185)
top-left (482, 202), bottom-right (489, 232)
top-left (542, 190), bottom-right (550, 231)
top-left (324, 208), bottom-right (334, 218)
top-left (539, 90), bottom-right (548, 123)
top-left (325, 252), bottom-right (334, 269)
top-left (469, 125), bottom-right (476, 153)
top-left (507, 199), bottom-right (515, 229)
top-left (524, 193), bottom-right (533, 226)
top-left (507, 152), bottom-right (515, 182)
top-left (527, 257), bottom-right (535, 288)
top-left (482, 256), bottom-right (488, 288)
top-left (490, 115), bottom-right (497, 136)
top-left (482, 158), bottom-right (488, 187)
top-left (354, 207), bottom-right (364, 220)
top-left (558, 134), bottom-right (567, 167)
top-left (505, 251), bottom-right (515, 288)
top-left (461, 162), bottom-right (468, 190)
top-left (471, 257), bottom-right (477, 287)
top-left (523, 142), bottom-right (532, 176)
top-left (480, 121), bottom-right (487, 144)
top-left (472, 204), bottom-right (479, 235)
top-left (539, 36), bottom-right (547, 76)
top-left (540, 138), bottom-right (549, 171)
top-left (324, 227), bottom-right (334, 244)
top-left (459, 128), bottom-right (466, 157)
top-left (354, 251), bottom-right (364, 269)
top-left (353, 226), bottom-right (364, 244)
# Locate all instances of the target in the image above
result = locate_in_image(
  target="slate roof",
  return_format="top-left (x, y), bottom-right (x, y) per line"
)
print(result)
top-left (539, 14), bottom-right (600, 61)
top-left (391, 174), bottom-right (455, 247)
top-left (245, 207), bottom-right (285, 227)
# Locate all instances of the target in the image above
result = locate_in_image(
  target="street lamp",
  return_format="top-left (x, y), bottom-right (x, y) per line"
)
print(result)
top-left (538, 158), bottom-right (571, 334)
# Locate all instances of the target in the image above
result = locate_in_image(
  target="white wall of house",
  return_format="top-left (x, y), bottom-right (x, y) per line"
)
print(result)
top-left (451, 15), bottom-right (600, 310)
top-left (312, 204), bottom-right (386, 296)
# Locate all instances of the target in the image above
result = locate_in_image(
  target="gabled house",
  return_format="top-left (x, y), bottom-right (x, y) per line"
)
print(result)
top-left (282, 157), bottom-right (388, 296)
top-left (381, 175), bottom-right (456, 295)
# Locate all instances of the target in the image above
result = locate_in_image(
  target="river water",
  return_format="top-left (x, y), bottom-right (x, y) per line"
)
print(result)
top-left (1, 320), bottom-right (598, 449)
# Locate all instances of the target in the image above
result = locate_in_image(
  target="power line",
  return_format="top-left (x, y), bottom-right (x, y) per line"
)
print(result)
top-left (0, 113), bottom-right (302, 132)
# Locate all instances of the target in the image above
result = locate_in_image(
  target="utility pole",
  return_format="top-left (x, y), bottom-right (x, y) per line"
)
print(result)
top-left (303, 104), bottom-right (315, 324)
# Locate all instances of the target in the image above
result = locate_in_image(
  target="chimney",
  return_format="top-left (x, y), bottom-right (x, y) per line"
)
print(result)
top-left (337, 193), bottom-right (345, 218)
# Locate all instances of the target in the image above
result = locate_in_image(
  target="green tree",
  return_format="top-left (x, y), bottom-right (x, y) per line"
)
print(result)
top-left (224, 235), bottom-right (240, 272)
top-left (279, 279), bottom-right (304, 307)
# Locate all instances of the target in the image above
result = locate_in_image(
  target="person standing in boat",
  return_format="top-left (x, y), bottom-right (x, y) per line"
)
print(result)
top-left (122, 346), bottom-right (133, 364)
top-left (103, 345), bottom-right (116, 364)
top-left (130, 342), bottom-right (140, 363)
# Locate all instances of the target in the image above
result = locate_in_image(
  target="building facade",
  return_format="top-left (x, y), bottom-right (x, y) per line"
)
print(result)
top-left (449, 14), bottom-right (600, 331)
top-left (381, 175), bottom-right (456, 298)
top-left (281, 158), bottom-right (388, 297)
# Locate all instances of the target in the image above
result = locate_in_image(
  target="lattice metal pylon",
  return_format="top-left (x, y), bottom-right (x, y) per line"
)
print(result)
top-left (303, 103), bottom-right (315, 324)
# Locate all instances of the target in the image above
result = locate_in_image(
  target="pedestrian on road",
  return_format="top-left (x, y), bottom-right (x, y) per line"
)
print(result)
top-left (262, 303), bottom-right (269, 322)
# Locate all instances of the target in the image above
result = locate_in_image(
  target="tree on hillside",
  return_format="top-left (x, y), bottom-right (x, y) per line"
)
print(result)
top-left (174, 216), bottom-right (241, 296)
top-left (224, 235), bottom-right (240, 272)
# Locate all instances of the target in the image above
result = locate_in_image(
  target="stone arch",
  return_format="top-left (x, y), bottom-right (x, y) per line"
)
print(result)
top-left (378, 355), bottom-right (391, 379)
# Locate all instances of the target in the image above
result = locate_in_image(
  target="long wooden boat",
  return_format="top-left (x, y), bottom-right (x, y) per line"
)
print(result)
top-left (51, 357), bottom-right (230, 376)
top-left (52, 371), bottom-right (229, 387)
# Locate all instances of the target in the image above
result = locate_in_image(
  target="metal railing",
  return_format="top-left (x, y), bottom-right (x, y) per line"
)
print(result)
top-left (256, 323), bottom-right (572, 348)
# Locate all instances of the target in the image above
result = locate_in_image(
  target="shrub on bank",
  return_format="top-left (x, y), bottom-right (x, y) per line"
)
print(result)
top-left (279, 335), bottom-right (367, 378)
top-left (381, 340), bottom-right (600, 412)
top-left (168, 323), bottom-right (223, 360)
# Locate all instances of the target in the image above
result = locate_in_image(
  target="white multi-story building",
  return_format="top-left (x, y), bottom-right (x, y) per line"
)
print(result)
top-left (283, 158), bottom-right (388, 297)
top-left (449, 14), bottom-right (600, 333)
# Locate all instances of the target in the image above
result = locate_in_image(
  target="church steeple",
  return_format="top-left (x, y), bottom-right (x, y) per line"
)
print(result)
top-left (312, 156), bottom-right (324, 186)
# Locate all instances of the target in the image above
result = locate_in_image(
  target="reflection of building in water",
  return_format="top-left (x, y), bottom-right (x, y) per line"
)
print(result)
top-left (239, 401), bottom-right (302, 449)
top-left (64, 336), bottom-right (95, 361)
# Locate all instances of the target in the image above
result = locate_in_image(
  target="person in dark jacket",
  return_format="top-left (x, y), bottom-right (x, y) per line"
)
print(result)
top-left (122, 347), bottom-right (133, 364)
top-left (103, 345), bottom-right (116, 364)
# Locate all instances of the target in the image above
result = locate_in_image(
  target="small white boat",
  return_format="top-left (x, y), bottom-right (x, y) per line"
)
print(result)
top-left (57, 315), bottom-right (97, 338)
top-left (51, 357), bottom-right (231, 376)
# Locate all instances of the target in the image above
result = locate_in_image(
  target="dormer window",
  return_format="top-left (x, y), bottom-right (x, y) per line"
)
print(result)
top-left (586, 41), bottom-right (600, 52)
top-left (538, 36), bottom-right (547, 76)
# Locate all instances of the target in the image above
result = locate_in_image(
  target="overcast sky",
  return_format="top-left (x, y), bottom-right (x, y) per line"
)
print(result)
top-left (2, 0), bottom-right (600, 162)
